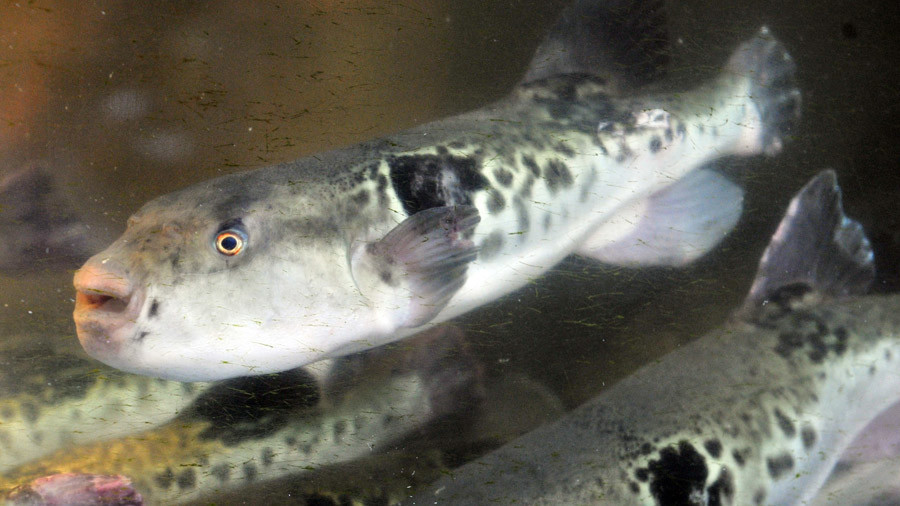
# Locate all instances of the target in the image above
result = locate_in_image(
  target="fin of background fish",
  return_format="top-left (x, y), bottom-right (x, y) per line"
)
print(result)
top-left (744, 169), bottom-right (875, 312)
top-left (350, 205), bottom-right (481, 329)
top-left (523, 0), bottom-right (668, 91)
top-left (579, 169), bottom-right (743, 266)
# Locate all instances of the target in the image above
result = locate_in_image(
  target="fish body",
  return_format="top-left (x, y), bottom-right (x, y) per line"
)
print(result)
top-left (403, 171), bottom-right (893, 505)
top-left (0, 326), bottom-right (483, 505)
top-left (72, 0), bottom-right (801, 381)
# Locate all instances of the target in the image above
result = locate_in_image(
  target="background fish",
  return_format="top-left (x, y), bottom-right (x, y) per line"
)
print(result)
top-left (71, 0), bottom-right (801, 382)
top-left (403, 170), bottom-right (896, 505)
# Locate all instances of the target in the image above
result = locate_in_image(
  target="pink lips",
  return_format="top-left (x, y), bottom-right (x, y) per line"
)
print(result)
top-left (73, 258), bottom-right (144, 358)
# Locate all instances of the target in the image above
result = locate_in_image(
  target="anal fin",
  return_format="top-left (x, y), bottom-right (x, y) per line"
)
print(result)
top-left (578, 169), bottom-right (743, 266)
top-left (351, 206), bottom-right (480, 329)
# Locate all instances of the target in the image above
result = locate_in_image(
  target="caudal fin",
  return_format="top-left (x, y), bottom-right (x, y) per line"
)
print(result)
top-left (726, 27), bottom-right (802, 156)
top-left (743, 170), bottom-right (874, 312)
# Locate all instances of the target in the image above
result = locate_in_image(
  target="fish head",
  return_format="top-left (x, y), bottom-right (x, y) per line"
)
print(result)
top-left (73, 176), bottom-right (370, 381)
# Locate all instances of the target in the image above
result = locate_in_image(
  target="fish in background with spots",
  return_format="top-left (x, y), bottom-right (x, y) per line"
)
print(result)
top-left (402, 170), bottom-right (895, 505)
top-left (72, 0), bottom-right (801, 382)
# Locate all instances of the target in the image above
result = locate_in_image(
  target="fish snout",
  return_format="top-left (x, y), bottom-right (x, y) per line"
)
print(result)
top-left (73, 258), bottom-right (144, 356)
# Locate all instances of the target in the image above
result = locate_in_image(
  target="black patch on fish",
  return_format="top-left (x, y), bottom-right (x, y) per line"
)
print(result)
top-left (554, 141), bottom-right (576, 158)
top-left (212, 463), bottom-right (231, 483)
top-left (648, 440), bottom-right (708, 505)
top-left (262, 447), bottom-right (275, 467)
top-left (388, 154), bottom-right (488, 215)
top-left (520, 174), bottom-right (536, 199)
top-left (543, 159), bottom-right (573, 193)
top-left (155, 468), bottom-right (175, 490)
top-left (493, 168), bottom-right (513, 187)
top-left (137, 331), bottom-right (149, 342)
top-left (333, 419), bottom-right (347, 442)
top-left (479, 231), bottom-right (505, 260)
top-left (773, 408), bottom-right (796, 437)
top-left (766, 453), bottom-right (794, 479)
top-left (635, 468), bottom-right (649, 482)
top-left (177, 468), bottom-right (196, 490)
top-left (190, 368), bottom-right (319, 445)
top-left (486, 189), bottom-right (506, 214)
top-left (753, 489), bottom-right (766, 505)
top-left (704, 439), bottom-right (722, 459)
top-left (708, 468), bottom-right (735, 506)
top-left (521, 155), bottom-right (541, 177)
top-left (732, 448), bottom-right (749, 467)
top-left (351, 189), bottom-right (370, 206)
top-left (20, 402), bottom-right (38, 424)
top-left (649, 136), bottom-right (662, 153)
top-left (629, 481), bottom-right (640, 494)
top-left (148, 299), bottom-right (159, 318)
top-left (801, 425), bottom-right (817, 449)
top-left (243, 462), bottom-right (258, 481)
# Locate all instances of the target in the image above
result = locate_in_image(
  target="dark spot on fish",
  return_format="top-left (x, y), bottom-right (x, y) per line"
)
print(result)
top-left (148, 299), bottom-right (159, 318)
top-left (300, 442), bottom-right (313, 455)
top-left (629, 482), bottom-right (640, 494)
top-left (448, 141), bottom-right (466, 149)
top-left (513, 196), bottom-right (529, 236)
top-left (773, 408), bottom-right (796, 437)
top-left (704, 439), bottom-right (722, 459)
top-left (486, 189), bottom-right (506, 214)
top-left (754, 489), bottom-right (766, 505)
top-left (521, 155), bottom-right (541, 177)
top-left (649, 136), bottom-right (662, 153)
top-left (262, 447), bottom-right (275, 467)
top-left (887, 350), bottom-right (893, 361)
top-left (543, 213), bottom-right (552, 231)
top-left (333, 420), bottom-right (347, 442)
top-left (212, 463), bottom-right (231, 483)
top-left (520, 174), bottom-right (535, 199)
top-left (388, 154), bottom-right (487, 215)
top-left (177, 468), bottom-right (196, 490)
top-left (554, 141), bottom-right (575, 157)
top-left (20, 402), bottom-right (38, 424)
top-left (835, 327), bottom-right (848, 355)
top-left (665, 128), bottom-right (673, 142)
top-left (479, 231), bottom-right (505, 260)
top-left (543, 159), bottom-right (573, 194)
top-left (647, 440), bottom-right (708, 505)
top-left (698, 125), bottom-right (705, 134)
top-left (243, 462), bottom-right (258, 481)
top-left (155, 468), bottom-right (175, 490)
top-left (677, 122), bottom-right (687, 138)
top-left (732, 448), bottom-right (748, 467)
top-left (640, 442), bottom-right (653, 455)
top-left (137, 331), bottom-right (149, 342)
top-left (192, 368), bottom-right (319, 445)
top-left (712, 126), bottom-right (719, 137)
top-left (493, 168), bottom-right (513, 187)
top-left (351, 189), bottom-right (370, 206)
top-left (436, 146), bottom-right (449, 156)
top-left (708, 468), bottom-right (734, 506)
top-left (285, 436), bottom-right (297, 447)
top-left (766, 453), bottom-right (794, 479)
top-left (367, 161), bottom-right (379, 180)
top-left (377, 174), bottom-right (388, 192)
top-left (635, 468), bottom-right (649, 482)
top-left (801, 425), bottom-right (817, 449)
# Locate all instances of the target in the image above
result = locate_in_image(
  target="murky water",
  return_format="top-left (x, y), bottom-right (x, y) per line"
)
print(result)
top-left (1, 0), bottom-right (898, 504)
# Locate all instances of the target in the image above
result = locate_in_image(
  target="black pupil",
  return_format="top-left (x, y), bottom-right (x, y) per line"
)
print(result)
top-left (220, 235), bottom-right (238, 251)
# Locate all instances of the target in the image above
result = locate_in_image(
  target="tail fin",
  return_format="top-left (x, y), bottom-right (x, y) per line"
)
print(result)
top-left (522, 0), bottom-right (668, 91)
top-left (726, 27), bottom-right (802, 156)
top-left (743, 170), bottom-right (874, 313)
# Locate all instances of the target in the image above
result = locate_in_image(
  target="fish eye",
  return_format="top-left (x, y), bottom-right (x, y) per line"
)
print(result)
top-left (214, 229), bottom-right (246, 256)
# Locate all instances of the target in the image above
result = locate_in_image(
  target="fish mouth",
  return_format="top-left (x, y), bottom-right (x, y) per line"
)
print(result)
top-left (73, 259), bottom-right (144, 358)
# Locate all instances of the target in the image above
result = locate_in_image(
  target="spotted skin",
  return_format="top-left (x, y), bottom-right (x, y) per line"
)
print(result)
top-left (71, 26), bottom-right (801, 382)
top-left (403, 173), bottom-right (898, 505)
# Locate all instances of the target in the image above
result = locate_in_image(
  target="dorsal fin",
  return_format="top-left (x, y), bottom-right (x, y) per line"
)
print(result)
top-left (522, 0), bottom-right (669, 91)
top-left (743, 170), bottom-right (875, 312)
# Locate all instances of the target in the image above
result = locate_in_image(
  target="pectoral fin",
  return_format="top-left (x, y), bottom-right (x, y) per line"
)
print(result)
top-left (351, 205), bottom-right (480, 328)
top-left (578, 169), bottom-right (743, 266)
